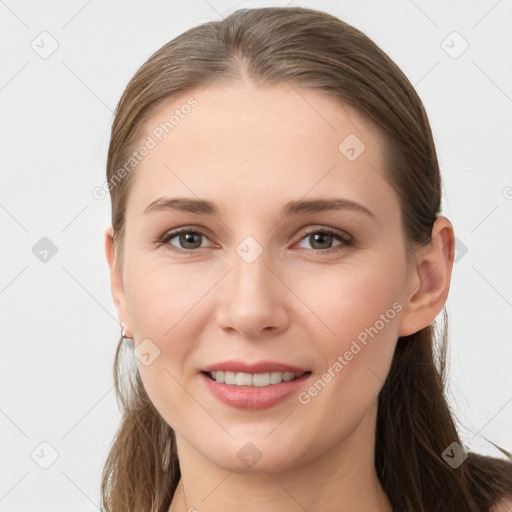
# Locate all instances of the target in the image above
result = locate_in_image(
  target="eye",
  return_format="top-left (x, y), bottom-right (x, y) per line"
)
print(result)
top-left (159, 227), bottom-right (213, 253)
top-left (295, 227), bottom-right (353, 254)
top-left (157, 225), bottom-right (353, 255)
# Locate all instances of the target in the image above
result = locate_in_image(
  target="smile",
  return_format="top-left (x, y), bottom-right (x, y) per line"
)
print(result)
top-left (206, 370), bottom-right (308, 387)
top-left (201, 371), bottom-right (313, 411)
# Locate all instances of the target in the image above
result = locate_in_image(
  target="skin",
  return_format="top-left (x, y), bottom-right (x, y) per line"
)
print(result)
top-left (105, 80), bottom-right (455, 512)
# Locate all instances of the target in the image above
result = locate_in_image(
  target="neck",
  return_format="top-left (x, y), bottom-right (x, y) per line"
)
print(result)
top-left (168, 401), bottom-right (392, 512)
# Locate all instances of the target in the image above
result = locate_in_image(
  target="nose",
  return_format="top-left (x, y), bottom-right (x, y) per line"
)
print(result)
top-left (215, 245), bottom-right (290, 339)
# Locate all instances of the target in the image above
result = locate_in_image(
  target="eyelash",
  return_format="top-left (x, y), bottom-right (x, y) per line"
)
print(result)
top-left (156, 225), bottom-right (354, 255)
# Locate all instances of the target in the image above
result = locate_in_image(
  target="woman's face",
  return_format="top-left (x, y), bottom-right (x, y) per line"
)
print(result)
top-left (109, 81), bottom-right (420, 473)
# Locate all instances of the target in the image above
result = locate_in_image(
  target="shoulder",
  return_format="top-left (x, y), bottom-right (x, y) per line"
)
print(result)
top-left (490, 497), bottom-right (512, 512)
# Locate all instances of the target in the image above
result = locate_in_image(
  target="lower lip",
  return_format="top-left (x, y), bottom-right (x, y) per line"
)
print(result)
top-left (201, 372), bottom-right (312, 411)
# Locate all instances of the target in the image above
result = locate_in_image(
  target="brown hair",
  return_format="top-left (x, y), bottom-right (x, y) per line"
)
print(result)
top-left (102, 6), bottom-right (512, 511)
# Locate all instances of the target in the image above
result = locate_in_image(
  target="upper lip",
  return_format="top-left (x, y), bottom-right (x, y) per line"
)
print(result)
top-left (202, 360), bottom-right (310, 375)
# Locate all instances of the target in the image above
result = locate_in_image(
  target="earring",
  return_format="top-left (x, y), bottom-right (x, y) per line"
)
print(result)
top-left (120, 322), bottom-right (132, 340)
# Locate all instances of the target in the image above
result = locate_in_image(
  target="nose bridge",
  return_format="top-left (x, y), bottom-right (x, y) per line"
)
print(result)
top-left (216, 234), bottom-right (288, 335)
top-left (230, 234), bottom-right (275, 303)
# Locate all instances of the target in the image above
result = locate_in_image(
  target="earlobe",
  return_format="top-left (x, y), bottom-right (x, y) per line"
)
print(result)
top-left (397, 216), bottom-right (455, 337)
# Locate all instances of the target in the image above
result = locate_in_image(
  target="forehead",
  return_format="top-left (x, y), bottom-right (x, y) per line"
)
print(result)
top-left (127, 81), bottom-right (398, 225)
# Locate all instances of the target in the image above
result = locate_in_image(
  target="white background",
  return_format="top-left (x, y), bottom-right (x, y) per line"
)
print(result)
top-left (1, 0), bottom-right (511, 510)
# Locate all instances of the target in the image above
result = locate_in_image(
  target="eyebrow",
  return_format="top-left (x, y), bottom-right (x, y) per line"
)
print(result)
top-left (143, 196), bottom-right (374, 218)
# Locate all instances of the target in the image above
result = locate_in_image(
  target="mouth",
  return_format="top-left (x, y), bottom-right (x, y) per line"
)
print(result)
top-left (200, 360), bottom-right (313, 410)
top-left (202, 370), bottom-right (311, 387)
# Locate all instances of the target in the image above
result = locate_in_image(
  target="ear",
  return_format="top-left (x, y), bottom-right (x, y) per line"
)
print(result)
top-left (104, 225), bottom-right (133, 338)
top-left (398, 216), bottom-right (455, 337)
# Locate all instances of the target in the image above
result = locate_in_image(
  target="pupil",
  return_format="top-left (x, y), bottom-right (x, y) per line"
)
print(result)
top-left (181, 232), bottom-right (201, 248)
top-left (312, 233), bottom-right (332, 249)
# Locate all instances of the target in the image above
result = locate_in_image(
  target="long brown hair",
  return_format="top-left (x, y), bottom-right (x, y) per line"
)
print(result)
top-left (101, 7), bottom-right (512, 511)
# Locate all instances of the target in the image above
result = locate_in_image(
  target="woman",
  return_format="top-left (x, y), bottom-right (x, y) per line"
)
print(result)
top-left (101, 6), bottom-right (512, 511)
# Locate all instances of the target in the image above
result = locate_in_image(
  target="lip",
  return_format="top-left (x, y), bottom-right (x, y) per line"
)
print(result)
top-left (202, 360), bottom-right (309, 375)
top-left (201, 370), bottom-right (312, 411)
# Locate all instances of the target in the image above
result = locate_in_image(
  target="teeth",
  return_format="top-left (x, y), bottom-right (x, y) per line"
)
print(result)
top-left (209, 371), bottom-right (301, 386)
top-left (236, 372), bottom-right (253, 386)
top-left (270, 371), bottom-right (284, 384)
top-left (253, 373), bottom-right (271, 386)
top-left (225, 371), bottom-right (235, 385)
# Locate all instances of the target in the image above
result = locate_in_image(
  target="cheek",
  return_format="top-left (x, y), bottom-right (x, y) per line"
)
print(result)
top-left (124, 253), bottom-right (209, 340)
top-left (289, 281), bottom-right (400, 452)
top-left (288, 254), bottom-right (404, 344)
top-left (288, 257), bottom-right (403, 405)
top-left (122, 258), bottom-right (207, 427)
top-left (122, 257), bottom-right (207, 405)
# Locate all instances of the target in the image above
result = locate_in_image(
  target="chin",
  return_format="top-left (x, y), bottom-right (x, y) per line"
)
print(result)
top-left (203, 439), bottom-right (308, 475)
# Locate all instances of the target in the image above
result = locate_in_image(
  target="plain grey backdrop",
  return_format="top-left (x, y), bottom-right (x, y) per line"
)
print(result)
top-left (1, 0), bottom-right (511, 510)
